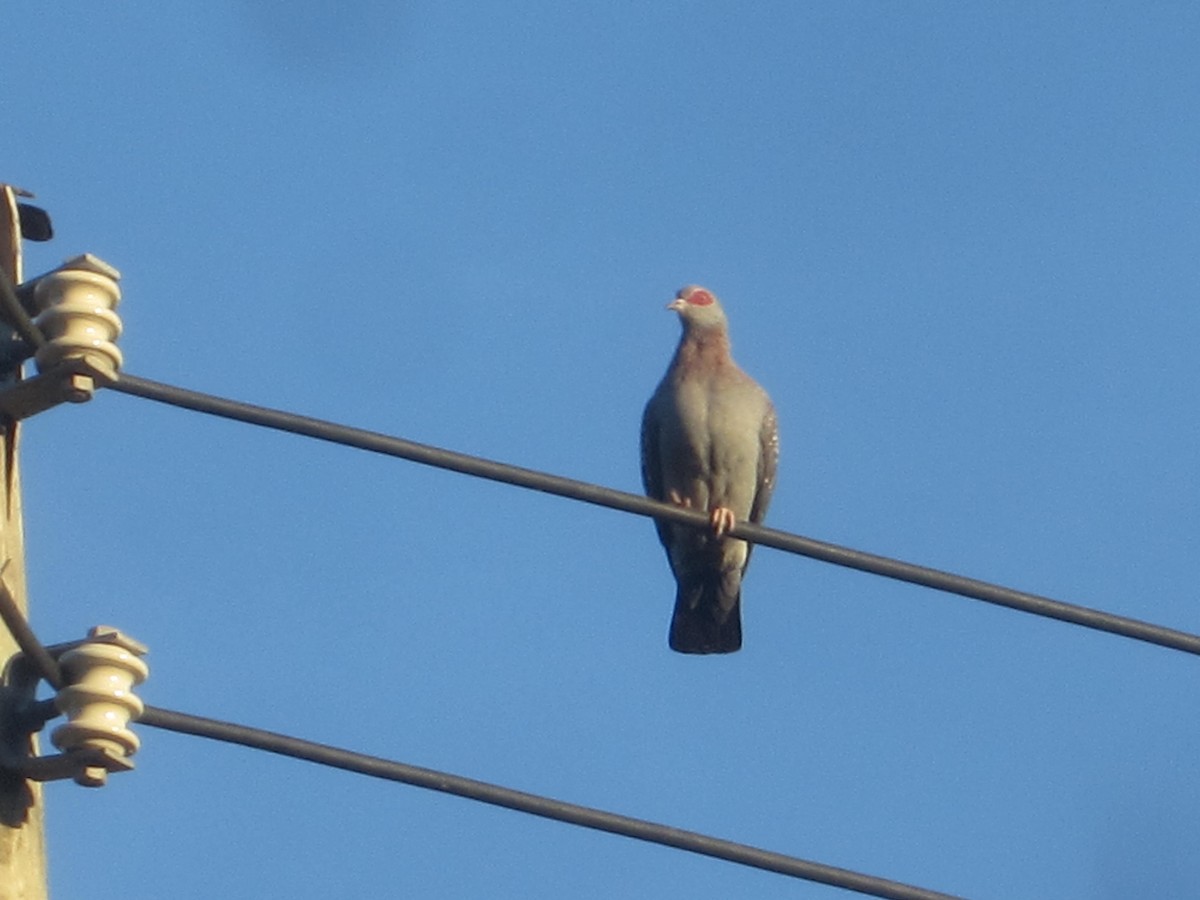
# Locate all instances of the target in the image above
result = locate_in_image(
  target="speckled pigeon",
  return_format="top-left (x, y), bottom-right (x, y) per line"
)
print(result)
top-left (640, 285), bottom-right (779, 654)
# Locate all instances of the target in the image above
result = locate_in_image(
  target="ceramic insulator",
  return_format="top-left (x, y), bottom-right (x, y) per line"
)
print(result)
top-left (51, 630), bottom-right (149, 763)
top-left (32, 254), bottom-right (123, 380)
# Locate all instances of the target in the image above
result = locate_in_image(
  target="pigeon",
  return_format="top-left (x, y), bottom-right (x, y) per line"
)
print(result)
top-left (641, 286), bottom-right (779, 654)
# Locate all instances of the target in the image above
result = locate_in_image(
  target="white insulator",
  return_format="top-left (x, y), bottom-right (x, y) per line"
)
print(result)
top-left (32, 254), bottom-right (123, 381)
top-left (51, 628), bottom-right (149, 769)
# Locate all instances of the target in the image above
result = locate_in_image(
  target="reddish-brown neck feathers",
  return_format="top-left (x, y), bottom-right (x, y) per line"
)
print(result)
top-left (674, 326), bottom-right (732, 376)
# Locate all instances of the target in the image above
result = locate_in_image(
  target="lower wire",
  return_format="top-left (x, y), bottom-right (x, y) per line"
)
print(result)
top-left (139, 704), bottom-right (961, 900)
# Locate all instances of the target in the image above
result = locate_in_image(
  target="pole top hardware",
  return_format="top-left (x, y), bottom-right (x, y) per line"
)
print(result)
top-left (0, 254), bottom-right (124, 420)
top-left (1, 625), bottom-right (149, 788)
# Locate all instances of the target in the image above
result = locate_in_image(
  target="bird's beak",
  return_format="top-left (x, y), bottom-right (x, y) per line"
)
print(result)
top-left (666, 298), bottom-right (686, 312)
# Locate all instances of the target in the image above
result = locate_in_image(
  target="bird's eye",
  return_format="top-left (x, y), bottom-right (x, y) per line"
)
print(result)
top-left (687, 290), bottom-right (715, 307)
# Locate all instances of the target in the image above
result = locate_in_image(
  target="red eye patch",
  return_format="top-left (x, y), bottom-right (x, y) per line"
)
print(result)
top-left (685, 289), bottom-right (715, 306)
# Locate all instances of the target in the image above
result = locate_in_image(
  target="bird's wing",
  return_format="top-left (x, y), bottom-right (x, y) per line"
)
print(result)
top-left (639, 396), bottom-right (674, 551)
top-left (739, 399), bottom-right (779, 571)
top-left (749, 400), bottom-right (779, 526)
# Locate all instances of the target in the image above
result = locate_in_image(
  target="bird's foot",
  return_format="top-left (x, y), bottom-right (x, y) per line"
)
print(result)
top-left (709, 507), bottom-right (736, 537)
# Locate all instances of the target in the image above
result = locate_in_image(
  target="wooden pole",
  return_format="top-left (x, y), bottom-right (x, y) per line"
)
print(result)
top-left (0, 184), bottom-right (49, 900)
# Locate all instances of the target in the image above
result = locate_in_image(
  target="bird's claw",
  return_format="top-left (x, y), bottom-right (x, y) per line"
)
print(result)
top-left (709, 507), bottom-right (736, 537)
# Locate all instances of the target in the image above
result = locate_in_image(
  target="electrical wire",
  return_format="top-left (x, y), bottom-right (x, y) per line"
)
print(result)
top-left (3, 370), bottom-right (1190, 897)
top-left (0, 566), bottom-right (63, 689)
top-left (0, 264), bottom-right (46, 351)
top-left (137, 704), bottom-right (962, 900)
top-left (0, 587), bottom-right (959, 900)
top-left (108, 372), bottom-right (1200, 658)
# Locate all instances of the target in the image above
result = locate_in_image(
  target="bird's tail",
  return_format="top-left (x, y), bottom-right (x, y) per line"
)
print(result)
top-left (668, 576), bottom-right (742, 654)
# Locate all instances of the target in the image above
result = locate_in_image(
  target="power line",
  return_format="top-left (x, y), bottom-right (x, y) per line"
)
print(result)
top-left (107, 372), bottom-right (1200, 658)
top-left (0, 585), bottom-right (959, 899)
top-left (0, 567), bottom-right (63, 690)
top-left (137, 704), bottom-right (962, 900)
top-left (0, 262), bottom-right (45, 351)
top-left (8, 372), bottom-right (1190, 898)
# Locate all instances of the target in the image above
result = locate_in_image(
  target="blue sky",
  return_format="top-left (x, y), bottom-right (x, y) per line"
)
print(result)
top-left (7, 3), bottom-right (1200, 898)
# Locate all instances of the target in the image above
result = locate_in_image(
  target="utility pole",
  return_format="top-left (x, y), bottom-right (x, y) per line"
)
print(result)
top-left (0, 184), bottom-right (49, 900)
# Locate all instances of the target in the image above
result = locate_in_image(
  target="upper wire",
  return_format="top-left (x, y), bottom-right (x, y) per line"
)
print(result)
top-left (106, 372), bottom-right (1200, 658)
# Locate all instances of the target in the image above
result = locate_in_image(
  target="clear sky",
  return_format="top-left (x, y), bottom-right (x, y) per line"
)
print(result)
top-left (7, 3), bottom-right (1200, 898)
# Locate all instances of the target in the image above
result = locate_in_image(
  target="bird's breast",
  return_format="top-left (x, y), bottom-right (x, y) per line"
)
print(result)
top-left (658, 376), bottom-right (765, 516)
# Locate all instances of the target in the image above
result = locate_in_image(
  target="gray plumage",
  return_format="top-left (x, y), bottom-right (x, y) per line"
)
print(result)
top-left (641, 286), bottom-right (779, 654)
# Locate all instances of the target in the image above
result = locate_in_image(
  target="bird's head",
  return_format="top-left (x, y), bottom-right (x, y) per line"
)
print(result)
top-left (667, 285), bottom-right (728, 332)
